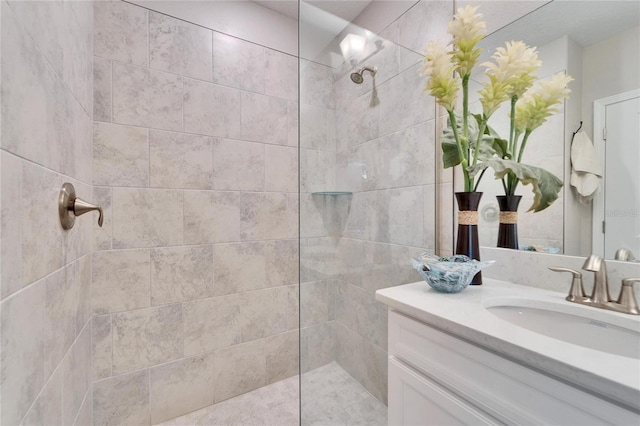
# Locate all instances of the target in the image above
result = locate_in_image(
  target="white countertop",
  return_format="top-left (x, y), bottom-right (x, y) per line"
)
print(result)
top-left (376, 279), bottom-right (640, 411)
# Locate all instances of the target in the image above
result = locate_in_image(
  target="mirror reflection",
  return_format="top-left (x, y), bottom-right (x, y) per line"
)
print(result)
top-left (470, 0), bottom-right (640, 260)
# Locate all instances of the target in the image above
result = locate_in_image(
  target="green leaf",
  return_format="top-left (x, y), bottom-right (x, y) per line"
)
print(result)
top-left (441, 112), bottom-right (500, 168)
top-left (484, 123), bottom-right (510, 158)
top-left (441, 119), bottom-right (461, 168)
top-left (468, 159), bottom-right (564, 212)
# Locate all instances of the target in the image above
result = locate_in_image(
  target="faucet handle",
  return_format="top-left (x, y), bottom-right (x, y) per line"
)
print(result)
top-left (617, 278), bottom-right (640, 315)
top-left (549, 267), bottom-right (587, 302)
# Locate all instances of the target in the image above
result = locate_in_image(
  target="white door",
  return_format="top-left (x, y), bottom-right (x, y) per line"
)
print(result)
top-left (593, 90), bottom-right (640, 259)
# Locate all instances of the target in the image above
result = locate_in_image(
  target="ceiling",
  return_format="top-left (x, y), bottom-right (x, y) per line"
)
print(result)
top-left (480, 0), bottom-right (640, 49)
top-left (254, 1), bottom-right (373, 22)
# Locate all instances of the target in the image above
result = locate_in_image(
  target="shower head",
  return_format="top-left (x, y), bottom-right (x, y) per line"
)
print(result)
top-left (350, 66), bottom-right (377, 84)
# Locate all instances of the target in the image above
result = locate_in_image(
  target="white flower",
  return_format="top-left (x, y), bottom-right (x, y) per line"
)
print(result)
top-left (515, 72), bottom-right (573, 132)
top-left (448, 5), bottom-right (486, 47)
top-left (448, 5), bottom-right (486, 76)
top-left (482, 41), bottom-right (541, 93)
top-left (479, 41), bottom-right (541, 116)
top-left (421, 40), bottom-right (459, 111)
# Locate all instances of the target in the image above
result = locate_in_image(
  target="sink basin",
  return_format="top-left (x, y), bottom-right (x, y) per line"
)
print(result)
top-left (484, 297), bottom-right (640, 359)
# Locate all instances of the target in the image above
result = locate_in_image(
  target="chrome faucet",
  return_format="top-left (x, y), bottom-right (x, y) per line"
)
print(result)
top-left (550, 255), bottom-right (640, 315)
top-left (582, 254), bottom-right (610, 304)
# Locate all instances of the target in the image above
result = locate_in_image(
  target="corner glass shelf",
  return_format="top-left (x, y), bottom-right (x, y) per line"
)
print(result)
top-left (311, 191), bottom-right (353, 196)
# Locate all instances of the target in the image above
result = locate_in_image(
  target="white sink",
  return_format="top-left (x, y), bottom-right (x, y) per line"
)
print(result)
top-left (484, 297), bottom-right (640, 359)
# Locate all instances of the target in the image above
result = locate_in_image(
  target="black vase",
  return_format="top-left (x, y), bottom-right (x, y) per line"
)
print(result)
top-left (455, 192), bottom-right (483, 285)
top-left (496, 195), bottom-right (522, 250)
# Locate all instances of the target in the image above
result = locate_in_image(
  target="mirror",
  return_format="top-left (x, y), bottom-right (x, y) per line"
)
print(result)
top-left (465, 0), bottom-right (640, 260)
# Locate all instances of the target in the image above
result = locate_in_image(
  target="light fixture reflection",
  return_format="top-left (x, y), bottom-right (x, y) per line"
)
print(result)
top-left (339, 33), bottom-right (366, 60)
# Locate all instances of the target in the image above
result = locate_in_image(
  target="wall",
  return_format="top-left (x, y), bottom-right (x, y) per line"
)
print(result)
top-left (299, 0), bottom-right (450, 405)
top-left (90, 1), bottom-right (299, 424)
top-left (0, 0), bottom-right (94, 425)
top-left (581, 26), bottom-right (640, 139)
top-left (128, 0), bottom-right (298, 56)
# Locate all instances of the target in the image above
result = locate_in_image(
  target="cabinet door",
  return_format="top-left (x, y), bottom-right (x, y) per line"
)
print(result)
top-left (389, 357), bottom-right (501, 426)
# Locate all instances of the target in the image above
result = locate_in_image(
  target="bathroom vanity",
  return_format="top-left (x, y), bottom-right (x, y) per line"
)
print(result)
top-left (376, 280), bottom-right (640, 425)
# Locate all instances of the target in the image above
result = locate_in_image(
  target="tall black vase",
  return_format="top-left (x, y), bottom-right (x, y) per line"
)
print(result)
top-left (455, 192), bottom-right (483, 285)
top-left (496, 195), bottom-right (522, 250)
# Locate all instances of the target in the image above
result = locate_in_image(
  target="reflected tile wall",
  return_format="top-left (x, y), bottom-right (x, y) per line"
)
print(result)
top-left (90, 1), bottom-right (300, 423)
top-left (300, 1), bottom-right (441, 408)
top-left (0, 1), bottom-right (94, 425)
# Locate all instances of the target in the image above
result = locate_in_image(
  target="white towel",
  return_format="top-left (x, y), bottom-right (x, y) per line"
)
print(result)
top-left (570, 131), bottom-right (602, 204)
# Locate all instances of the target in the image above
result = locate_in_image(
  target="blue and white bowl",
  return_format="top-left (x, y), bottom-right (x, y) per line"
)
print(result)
top-left (411, 253), bottom-right (495, 293)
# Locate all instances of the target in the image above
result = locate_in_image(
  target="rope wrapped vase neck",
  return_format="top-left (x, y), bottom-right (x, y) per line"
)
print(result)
top-left (458, 210), bottom-right (478, 225)
top-left (499, 211), bottom-right (518, 224)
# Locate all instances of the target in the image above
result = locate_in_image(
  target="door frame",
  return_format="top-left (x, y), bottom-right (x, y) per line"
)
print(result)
top-left (592, 88), bottom-right (640, 256)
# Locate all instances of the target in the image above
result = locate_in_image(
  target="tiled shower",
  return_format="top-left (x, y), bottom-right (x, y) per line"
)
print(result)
top-left (0, 0), bottom-right (449, 424)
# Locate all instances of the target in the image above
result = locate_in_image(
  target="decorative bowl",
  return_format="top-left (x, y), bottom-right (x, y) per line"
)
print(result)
top-left (411, 253), bottom-right (495, 293)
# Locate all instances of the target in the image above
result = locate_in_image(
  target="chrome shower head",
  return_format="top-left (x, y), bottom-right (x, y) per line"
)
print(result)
top-left (350, 72), bottom-right (364, 84)
top-left (350, 66), bottom-right (377, 84)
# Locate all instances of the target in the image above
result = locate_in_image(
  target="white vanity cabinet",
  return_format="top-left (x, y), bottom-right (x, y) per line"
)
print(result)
top-left (387, 310), bottom-right (639, 426)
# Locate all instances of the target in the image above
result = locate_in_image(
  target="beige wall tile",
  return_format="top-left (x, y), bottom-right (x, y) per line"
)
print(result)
top-left (93, 122), bottom-right (149, 187)
top-left (213, 32), bottom-right (265, 93)
top-left (93, 56), bottom-right (112, 122)
top-left (44, 265), bottom-right (77, 379)
top-left (300, 60), bottom-right (334, 109)
top-left (183, 79), bottom-right (241, 138)
top-left (287, 101), bottom-right (299, 147)
top-left (93, 370), bottom-right (150, 426)
top-left (213, 339), bottom-right (266, 402)
top-left (93, 314), bottom-right (113, 380)
top-left (22, 366), bottom-right (63, 426)
top-left (265, 145), bottom-right (298, 193)
top-left (61, 323), bottom-right (92, 425)
top-left (0, 280), bottom-right (45, 426)
top-left (112, 304), bottom-right (183, 375)
top-left (1, 5), bottom-right (62, 171)
top-left (301, 322), bottom-right (336, 373)
top-left (266, 239), bottom-right (299, 288)
top-left (92, 249), bottom-right (150, 314)
top-left (6, 0), bottom-right (65, 76)
top-left (21, 162), bottom-right (63, 286)
top-left (264, 49), bottom-right (297, 102)
top-left (73, 387), bottom-right (93, 426)
top-left (112, 188), bottom-right (184, 249)
top-left (112, 62), bottom-right (182, 131)
top-left (151, 245), bottom-right (214, 305)
top-left (300, 281), bottom-right (329, 328)
top-left (63, 0), bottom-right (94, 115)
top-left (183, 294), bottom-right (242, 356)
top-left (150, 130), bottom-right (213, 189)
top-left (1, 151), bottom-right (23, 299)
top-left (75, 254), bottom-right (92, 335)
top-left (241, 287), bottom-right (288, 342)
top-left (212, 138), bottom-right (265, 191)
top-left (184, 191), bottom-right (241, 244)
top-left (150, 11), bottom-right (213, 82)
top-left (265, 331), bottom-right (299, 384)
top-left (213, 242), bottom-right (265, 295)
top-left (94, 0), bottom-right (149, 66)
top-left (149, 353), bottom-right (215, 424)
top-left (241, 92), bottom-right (288, 145)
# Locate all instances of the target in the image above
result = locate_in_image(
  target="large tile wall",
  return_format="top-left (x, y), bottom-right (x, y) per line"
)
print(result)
top-left (299, 0), bottom-right (452, 407)
top-left (0, 1), bottom-right (94, 425)
top-left (91, 2), bottom-right (298, 424)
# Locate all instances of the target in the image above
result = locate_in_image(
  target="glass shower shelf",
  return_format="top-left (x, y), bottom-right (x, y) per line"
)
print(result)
top-left (311, 191), bottom-right (353, 196)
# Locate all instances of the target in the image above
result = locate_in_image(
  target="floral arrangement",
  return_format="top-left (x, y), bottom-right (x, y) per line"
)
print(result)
top-left (422, 5), bottom-right (572, 212)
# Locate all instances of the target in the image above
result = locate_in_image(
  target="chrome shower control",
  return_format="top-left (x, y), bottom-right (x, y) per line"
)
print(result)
top-left (59, 182), bottom-right (104, 230)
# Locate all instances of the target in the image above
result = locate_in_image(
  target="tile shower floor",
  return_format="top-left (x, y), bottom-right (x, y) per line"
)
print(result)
top-left (157, 362), bottom-right (387, 426)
